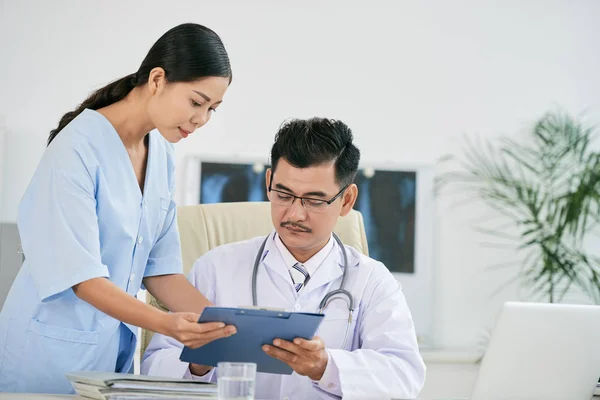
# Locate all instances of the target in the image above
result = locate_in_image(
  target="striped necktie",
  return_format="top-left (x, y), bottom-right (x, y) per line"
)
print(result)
top-left (290, 263), bottom-right (310, 292)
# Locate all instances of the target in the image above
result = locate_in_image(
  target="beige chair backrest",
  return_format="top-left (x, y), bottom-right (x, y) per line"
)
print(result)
top-left (140, 201), bottom-right (369, 356)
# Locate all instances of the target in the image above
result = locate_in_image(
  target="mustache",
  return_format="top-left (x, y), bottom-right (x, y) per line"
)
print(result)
top-left (281, 221), bottom-right (312, 233)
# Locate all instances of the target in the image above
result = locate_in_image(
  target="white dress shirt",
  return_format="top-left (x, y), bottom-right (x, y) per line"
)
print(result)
top-left (274, 233), bottom-right (334, 288)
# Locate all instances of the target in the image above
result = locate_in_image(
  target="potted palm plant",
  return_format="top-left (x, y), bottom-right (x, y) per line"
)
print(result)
top-left (436, 110), bottom-right (600, 304)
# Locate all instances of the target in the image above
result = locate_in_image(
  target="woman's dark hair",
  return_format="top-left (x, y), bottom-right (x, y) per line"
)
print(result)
top-left (48, 23), bottom-right (232, 145)
top-left (270, 118), bottom-right (361, 187)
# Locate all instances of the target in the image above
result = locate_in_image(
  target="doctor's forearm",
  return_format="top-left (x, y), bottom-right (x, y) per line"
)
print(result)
top-left (73, 277), bottom-right (169, 333)
top-left (143, 274), bottom-right (211, 314)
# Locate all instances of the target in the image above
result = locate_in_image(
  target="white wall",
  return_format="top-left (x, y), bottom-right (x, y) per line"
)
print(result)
top-left (0, 114), bottom-right (5, 213)
top-left (1, 0), bottom-right (599, 349)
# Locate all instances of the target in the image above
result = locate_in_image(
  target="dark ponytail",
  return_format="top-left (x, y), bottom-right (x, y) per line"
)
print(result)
top-left (48, 73), bottom-right (137, 145)
top-left (47, 23), bottom-right (232, 146)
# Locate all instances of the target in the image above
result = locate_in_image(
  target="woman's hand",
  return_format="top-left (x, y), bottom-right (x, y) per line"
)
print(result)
top-left (159, 312), bottom-right (236, 348)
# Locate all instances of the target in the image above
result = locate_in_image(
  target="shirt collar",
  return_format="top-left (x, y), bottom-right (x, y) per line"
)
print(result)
top-left (274, 232), bottom-right (335, 277)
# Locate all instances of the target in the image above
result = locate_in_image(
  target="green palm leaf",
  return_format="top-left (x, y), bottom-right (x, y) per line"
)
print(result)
top-left (436, 110), bottom-right (600, 304)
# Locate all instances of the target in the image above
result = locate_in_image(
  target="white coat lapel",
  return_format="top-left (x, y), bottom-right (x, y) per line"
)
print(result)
top-left (260, 231), bottom-right (297, 292)
top-left (301, 242), bottom-right (346, 294)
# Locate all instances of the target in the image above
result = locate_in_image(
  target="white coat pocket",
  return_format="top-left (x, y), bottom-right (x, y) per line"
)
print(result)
top-left (317, 305), bottom-right (359, 350)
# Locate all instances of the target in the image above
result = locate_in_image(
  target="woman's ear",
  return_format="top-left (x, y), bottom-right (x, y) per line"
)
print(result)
top-left (147, 67), bottom-right (167, 96)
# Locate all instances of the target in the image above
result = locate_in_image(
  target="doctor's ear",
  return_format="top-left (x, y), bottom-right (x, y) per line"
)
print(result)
top-left (147, 67), bottom-right (168, 96)
top-left (265, 168), bottom-right (272, 193)
top-left (339, 183), bottom-right (358, 217)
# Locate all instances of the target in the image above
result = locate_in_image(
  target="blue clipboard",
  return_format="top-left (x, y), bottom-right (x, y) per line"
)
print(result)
top-left (179, 307), bottom-right (325, 374)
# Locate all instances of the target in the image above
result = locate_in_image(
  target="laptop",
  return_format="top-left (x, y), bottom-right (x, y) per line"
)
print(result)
top-left (471, 301), bottom-right (600, 400)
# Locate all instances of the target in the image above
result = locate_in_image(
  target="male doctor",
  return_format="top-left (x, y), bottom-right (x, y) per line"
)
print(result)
top-left (142, 118), bottom-right (426, 399)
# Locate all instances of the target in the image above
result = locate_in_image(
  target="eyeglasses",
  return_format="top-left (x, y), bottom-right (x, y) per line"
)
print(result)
top-left (268, 178), bottom-right (349, 213)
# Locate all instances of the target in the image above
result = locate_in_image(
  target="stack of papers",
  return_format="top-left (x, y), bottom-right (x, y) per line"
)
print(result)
top-left (66, 371), bottom-right (217, 400)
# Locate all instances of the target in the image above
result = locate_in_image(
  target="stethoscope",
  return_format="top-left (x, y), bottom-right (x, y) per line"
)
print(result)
top-left (251, 232), bottom-right (355, 349)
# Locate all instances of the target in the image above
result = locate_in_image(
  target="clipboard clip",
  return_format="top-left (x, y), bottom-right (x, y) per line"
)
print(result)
top-left (236, 307), bottom-right (291, 319)
top-left (238, 305), bottom-right (288, 312)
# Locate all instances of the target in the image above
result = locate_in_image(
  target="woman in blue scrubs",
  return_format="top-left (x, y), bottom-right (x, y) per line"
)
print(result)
top-left (0, 23), bottom-right (236, 394)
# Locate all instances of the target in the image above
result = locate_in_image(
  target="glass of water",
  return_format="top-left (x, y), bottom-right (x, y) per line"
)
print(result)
top-left (217, 362), bottom-right (256, 400)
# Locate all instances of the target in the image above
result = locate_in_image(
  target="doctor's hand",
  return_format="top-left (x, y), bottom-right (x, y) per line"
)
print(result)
top-left (189, 363), bottom-right (213, 377)
top-left (263, 336), bottom-right (328, 381)
top-left (161, 312), bottom-right (236, 349)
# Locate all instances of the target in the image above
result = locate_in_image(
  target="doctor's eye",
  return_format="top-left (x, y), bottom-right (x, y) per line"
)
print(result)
top-left (276, 193), bottom-right (293, 201)
top-left (305, 199), bottom-right (327, 208)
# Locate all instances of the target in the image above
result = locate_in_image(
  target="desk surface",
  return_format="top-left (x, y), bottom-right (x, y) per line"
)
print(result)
top-left (1, 395), bottom-right (599, 400)
top-left (0, 396), bottom-right (79, 399)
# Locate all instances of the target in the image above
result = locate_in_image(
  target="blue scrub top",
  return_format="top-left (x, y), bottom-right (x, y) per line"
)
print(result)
top-left (0, 109), bottom-right (182, 394)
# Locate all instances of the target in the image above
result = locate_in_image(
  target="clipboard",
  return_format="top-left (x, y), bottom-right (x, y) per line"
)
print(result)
top-left (179, 307), bottom-right (325, 374)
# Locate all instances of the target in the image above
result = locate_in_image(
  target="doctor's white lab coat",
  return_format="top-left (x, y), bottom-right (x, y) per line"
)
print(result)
top-left (142, 232), bottom-right (425, 400)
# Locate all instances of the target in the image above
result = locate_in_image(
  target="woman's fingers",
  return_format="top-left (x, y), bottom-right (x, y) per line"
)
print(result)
top-left (184, 326), bottom-right (237, 348)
